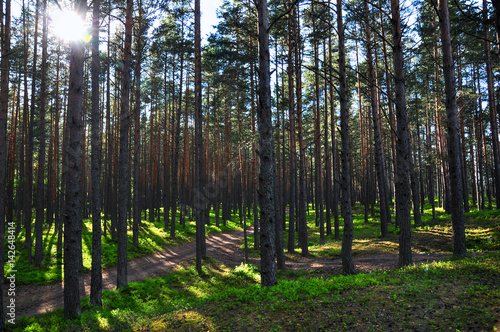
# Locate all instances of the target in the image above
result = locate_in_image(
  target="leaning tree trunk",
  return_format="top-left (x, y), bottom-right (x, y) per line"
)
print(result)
top-left (256, 0), bottom-right (277, 287)
top-left (391, 0), bottom-right (412, 267)
top-left (439, 0), bottom-right (467, 257)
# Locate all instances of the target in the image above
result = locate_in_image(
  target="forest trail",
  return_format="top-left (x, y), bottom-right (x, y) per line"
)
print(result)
top-left (13, 228), bottom-right (454, 320)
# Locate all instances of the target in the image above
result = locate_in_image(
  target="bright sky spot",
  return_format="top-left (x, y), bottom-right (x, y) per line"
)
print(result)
top-left (201, 0), bottom-right (223, 40)
top-left (50, 9), bottom-right (89, 43)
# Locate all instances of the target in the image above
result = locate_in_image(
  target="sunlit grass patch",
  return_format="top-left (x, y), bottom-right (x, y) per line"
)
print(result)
top-left (10, 209), bottom-right (252, 286)
top-left (11, 252), bottom-right (500, 332)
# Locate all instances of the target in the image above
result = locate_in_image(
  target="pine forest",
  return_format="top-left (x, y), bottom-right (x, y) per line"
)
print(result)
top-left (0, 0), bottom-right (499, 330)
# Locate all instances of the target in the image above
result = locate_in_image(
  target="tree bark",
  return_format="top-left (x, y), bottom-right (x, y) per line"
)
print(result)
top-left (133, 0), bottom-right (144, 248)
top-left (391, 0), bottom-right (412, 267)
top-left (256, 0), bottom-right (278, 287)
top-left (194, 0), bottom-right (206, 272)
top-left (117, 0), bottom-right (133, 288)
top-left (90, 0), bottom-right (102, 307)
top-left (26, 0), bottom-right (41, 266)
top-left (35, 0), bottom-right (48, 267)
top-left (0, 0), bottom-right (11, 327)
top-left (296, 6), bottom-right (309, 257)
top-left (287, 0), bottom-right (296, 253)
top-left (64, 0), bottom-right (86, 318)
top-left (484, 0), bottom-right (500, 211)
top-left (312, 0), bottom-right (325, 245)
top-left (364, 0), bottom-right (390, 238)
top-left (338, 0), bottom-right (355, 275)
top-left (438, 0), bottom-right (467, 257)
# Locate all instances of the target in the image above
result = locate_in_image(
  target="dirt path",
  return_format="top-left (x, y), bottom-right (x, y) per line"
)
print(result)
top-left (13, 229), bottom-right (455, 320)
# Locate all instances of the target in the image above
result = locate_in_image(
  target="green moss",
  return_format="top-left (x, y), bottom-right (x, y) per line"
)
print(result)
top-left (11, 253), bottom-right (500, 332)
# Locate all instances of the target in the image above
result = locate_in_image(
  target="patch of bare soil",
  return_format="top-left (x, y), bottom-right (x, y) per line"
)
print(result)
top-left (11, 229), bottom-right (459, 320)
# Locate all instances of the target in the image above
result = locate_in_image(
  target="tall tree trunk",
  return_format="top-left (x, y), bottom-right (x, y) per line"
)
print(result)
top-left (64, 0), bottom-right (86, 318)
top-left (105, 16), bottom-right (113, 239)
top-left (35, 0), bottom-right (49, 267)
top-left (194, 0), bottom-right (206, 272)
top-left (329, 23), bottom-right (340, 240)
top-left (391, 0), bottom-right (412, 267)
top-left (456, 52), bottom-right (469, 213)
top-left (312, 0), bottom-right (324, 245)
top-left (484, 0), bottom-right (500, 210)
top-left (274, 56), bottom-right (285, 269)
top-left (287, 0), bottom-right (296, 252)
top-left (251, 62), bottom-right (259, 249)
top-left (410, 131), bottom-right (422, 226)
top-left (163, 66), bottom-right (171, 232)
top-left (117, 0), bottom-right (133, 288)
top-left (256, 0), bottom-right (277, 287)
top-left (323, 38), bottom-right (332, 237)
top-left (26, 0), bottom-right (41, 266)
top-left (296, 6), bottom-right (309, 257)
top-left (7, 84), bottom-right (18, 229)
top-left (90, 0), bottom-right (102, 307)
top-left (438, 0), bottom-right (467, 257)
top-left (379, 0), bottom-right (397, 215)
top-left (133, 1), bottom-right (144, 248)
top-left (171, 48), bottom-right (185, 238)
top-left (364, 0), bottom-right (390, 238)
top-left (46, 93), bottom-right (54, 230)
top-left (0, 0), bottom-right (11, 327)
top-left (475, 68), bottom-right (485, 210)
top-left (425, 99), bottom-right (436, 220)
top-left (338, 0), bottom-right (355, 275)
top-left (20, 0), bottom-right (29, 239)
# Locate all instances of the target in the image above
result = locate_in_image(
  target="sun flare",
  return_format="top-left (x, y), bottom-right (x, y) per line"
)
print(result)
top-left (50, 10), bottom-right (89, 43)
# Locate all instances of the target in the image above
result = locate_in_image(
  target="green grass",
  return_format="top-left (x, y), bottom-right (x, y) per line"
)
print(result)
top-left (253, 203), bottom-right (500, 259)
top-left (7, 209), bottom-right (248, 285)
top-left (7, 202), bottom-right (500, 331)
top-left (11, 253), bottom-right (500, 331)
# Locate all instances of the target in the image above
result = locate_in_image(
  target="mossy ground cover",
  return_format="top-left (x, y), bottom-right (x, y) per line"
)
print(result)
top-left (8, 209), bottom-right (244, 285)
top-left (258, 203), bottom-right (500, 259)
top-left (9, 205), bottom-right (500, 331)
top-left (11, 253), bottom-right (500, 331)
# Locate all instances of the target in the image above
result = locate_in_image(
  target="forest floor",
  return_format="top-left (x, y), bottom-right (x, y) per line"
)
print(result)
top-left (8, 206), bottom-right (500, 331)
top-left (14, 226), bottom-right (459, 319)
